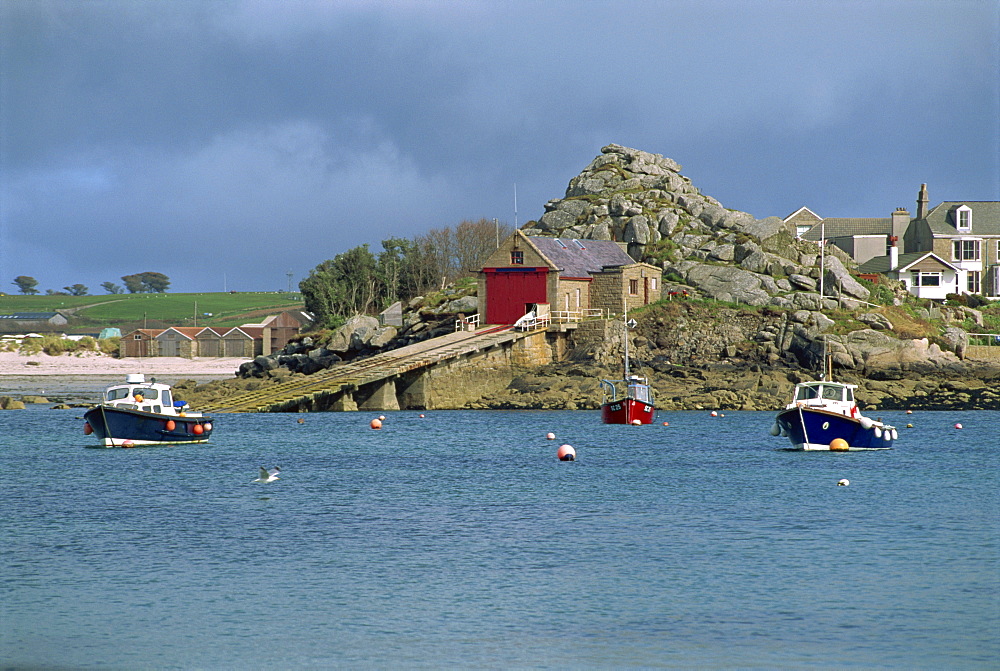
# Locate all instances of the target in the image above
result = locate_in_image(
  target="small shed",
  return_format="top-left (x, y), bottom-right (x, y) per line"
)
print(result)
top-left (120, 329), bottom-right (164, 358)
top-left (195, 327), bottom-right (225, 357)
top-left (220, 327), bottom-right (263, 358)
top-left (0, 312), bottom-right (70, 334)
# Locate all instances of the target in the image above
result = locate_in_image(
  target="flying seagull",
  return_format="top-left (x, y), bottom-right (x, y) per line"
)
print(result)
top-left (253, 466), bottom-right (281, 483)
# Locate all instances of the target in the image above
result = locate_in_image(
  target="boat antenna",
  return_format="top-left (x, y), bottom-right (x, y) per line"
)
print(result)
top-left (513, 183), bottom-right (518, 229)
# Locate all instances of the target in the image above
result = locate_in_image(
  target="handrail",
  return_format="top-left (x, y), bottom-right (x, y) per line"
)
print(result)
top-left (968, 332), bottom-right (1000, 346)
top-left (455, 314), bottom-right (480, 331)
top-left (515, 314), bottom-right (550, 331)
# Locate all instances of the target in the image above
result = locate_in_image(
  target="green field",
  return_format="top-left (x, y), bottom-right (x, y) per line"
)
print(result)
top-left (0, 292), bottom-right (305, 331)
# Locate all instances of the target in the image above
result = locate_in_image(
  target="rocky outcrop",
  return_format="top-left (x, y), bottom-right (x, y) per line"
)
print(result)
top-left (523, 144), bottom-right (877, 309)
top-left (0, 396), bottom-right (26, 410)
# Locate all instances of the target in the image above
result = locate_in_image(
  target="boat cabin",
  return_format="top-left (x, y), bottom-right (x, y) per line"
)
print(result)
top-left (787, 381), bottom-right (857, 416)
top-left (101, 374), bottom-right (188, 416)
top-left (627, 376), bottom-right (652, 404)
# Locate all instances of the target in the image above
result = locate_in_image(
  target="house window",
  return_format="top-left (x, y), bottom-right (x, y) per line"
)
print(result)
top-left (953, 239), bottom-right (980, 261)
top-left (629, 279), bottom-right (639, 295)
top-left (650, 277), bottom-right (657, 292)
top-left (575, 287), bottom-right (581, 308)
top-left (956, 206), bottom-right (972, 231)
top-left (134, 334), bottom-right (141, 340)
top-left (510, 250), bottom-right (524, 265)
top-left (968, 271), bottom-right (981, 294)
top-left (912, 271), bottom-right (941, 287)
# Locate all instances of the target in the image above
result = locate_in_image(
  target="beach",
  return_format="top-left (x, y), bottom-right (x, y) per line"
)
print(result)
top-left (0, 352), bottom-right (248, 402)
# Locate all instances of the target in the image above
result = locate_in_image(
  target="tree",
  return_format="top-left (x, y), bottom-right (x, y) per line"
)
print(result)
top-left (64, 284), bottom-right (89, 296)
top-left (300, 245), bottom-right (380, 327)
top-left (101, 282), bottom-right (124, 294)
top-left (12, 276), bottom-right (39, 295)
top-left (455, 218), bottom-right (512, 274)
top-left (122, 274), bottom-right (144, 293)
top-left (121, 272), bottom-right (170, 293)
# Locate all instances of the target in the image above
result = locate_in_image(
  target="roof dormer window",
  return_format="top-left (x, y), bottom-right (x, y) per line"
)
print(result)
top-left (956, 205), bottom-right (972, 231)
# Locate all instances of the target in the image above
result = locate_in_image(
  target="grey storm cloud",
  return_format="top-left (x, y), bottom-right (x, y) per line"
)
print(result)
top-left (2, 0), bottom-right (997, 293)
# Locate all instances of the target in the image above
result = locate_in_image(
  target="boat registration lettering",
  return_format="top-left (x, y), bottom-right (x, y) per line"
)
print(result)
top-left (608, 403), bottom-right (622, 412)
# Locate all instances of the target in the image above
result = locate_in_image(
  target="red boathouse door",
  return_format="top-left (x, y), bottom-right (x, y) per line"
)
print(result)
top-left (484, 268), bottom-right (549, 324)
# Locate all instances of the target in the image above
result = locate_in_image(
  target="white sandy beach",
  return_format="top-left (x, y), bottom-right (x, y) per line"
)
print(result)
top-left (0, 351), bottom-right (249, 376)
top-left (0, 352), bottom-right (249, 399)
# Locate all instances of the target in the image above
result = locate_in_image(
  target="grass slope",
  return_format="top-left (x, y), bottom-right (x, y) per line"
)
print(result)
top-left (0, 292), bottom-right (304, 330)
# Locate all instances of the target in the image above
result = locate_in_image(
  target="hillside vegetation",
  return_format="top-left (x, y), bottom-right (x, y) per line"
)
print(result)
top-left (0, 292), bottom-right (304, 331)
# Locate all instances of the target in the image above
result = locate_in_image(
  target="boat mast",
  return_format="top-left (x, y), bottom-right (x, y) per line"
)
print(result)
top-left (623, 301), bottom-right (630, 380)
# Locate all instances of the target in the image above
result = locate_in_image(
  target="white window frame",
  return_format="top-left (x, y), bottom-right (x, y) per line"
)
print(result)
top-left (953, 238), bottom-right (981, 261)
top-left (912, 271), bottom-right (942, 287)
top-left (967, 270), bottom-right (981, 294)
top-left (956, 205), bottom-right (972, 231)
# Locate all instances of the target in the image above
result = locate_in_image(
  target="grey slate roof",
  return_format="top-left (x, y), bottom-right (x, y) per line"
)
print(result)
top-left (858, 251), bottom-right (959, 274)
top-left (528, 237), bottom-right (635, 278)
top-left (0, 312), bottom-right (60, 320)
top-left (801, 218), bottom-right (891, 241)
top-left (922, 201), bottom-right (1000, 236)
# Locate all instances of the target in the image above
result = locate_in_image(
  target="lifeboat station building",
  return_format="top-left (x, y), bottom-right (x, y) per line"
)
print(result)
top-left (478, 230), bottom-right (662, 324)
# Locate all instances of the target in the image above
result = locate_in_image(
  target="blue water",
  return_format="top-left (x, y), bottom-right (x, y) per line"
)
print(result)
top-left (1, 407), bottom-right (997, 669)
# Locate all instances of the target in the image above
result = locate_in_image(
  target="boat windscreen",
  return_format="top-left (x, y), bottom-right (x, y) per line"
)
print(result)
top-left (106, 387), bottom-right (132, 401)
top-left (794, 385), bottom-right (820, 401)
top-left (629, 384), bottom-right (651, 403)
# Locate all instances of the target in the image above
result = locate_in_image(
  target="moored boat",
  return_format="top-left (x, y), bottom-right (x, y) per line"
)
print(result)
top-left (772, 377), bottom-right (896, 450)
top-left (83, 374), bottom-right (214, 448)
top-left (600, 310), bottom-right (655, 425)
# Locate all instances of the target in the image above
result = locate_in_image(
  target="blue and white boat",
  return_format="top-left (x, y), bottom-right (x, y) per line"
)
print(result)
top-left (772, 377), bottom-right (896, 451)
top-left (83, 374), bottom-right (214, 448)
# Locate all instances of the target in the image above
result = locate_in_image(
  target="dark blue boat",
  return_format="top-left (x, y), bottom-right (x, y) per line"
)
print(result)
top-left (83, 374), bottom-right (214, 448)
top-left (772, 379), bottom-right (896, 451)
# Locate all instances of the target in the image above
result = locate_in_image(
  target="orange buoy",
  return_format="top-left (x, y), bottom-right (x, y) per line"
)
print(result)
top-left (557, 444), bottom-right (576, 461)
top-left (122, 439), bottom-right (135, 448)
top-left (192, 423), bottom-right (204, 435)
top-left (165, 420), bottom-right (176, 431)
top-left (134, 394), bottom-right (143, 403)
top-left (83, 422), bottom-right (93, 435)
top-left (662, 422), bottom-right (669, 426)
top-left (546, 432), bottom-right (556, 440)
top-left (830, 438), bottom-right (849, 451)
top-left (710, 410), bottom-right (718, 417)
top-left (379, 415), bottom-right (386, 421)
top-left (419, 414), bottom-right (425, 418)
top-left (370, 418), bottom-right (382, 430)
top-left (954, 423), bottom-right (963, 429)
top-left (631, 419), bottom-right (641, 426)
top-left (297, 417), bottom-right (305, 424)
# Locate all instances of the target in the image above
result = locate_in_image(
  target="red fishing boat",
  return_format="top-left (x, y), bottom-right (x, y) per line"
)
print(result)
top-left (600, 311), bottom-right (655, 425)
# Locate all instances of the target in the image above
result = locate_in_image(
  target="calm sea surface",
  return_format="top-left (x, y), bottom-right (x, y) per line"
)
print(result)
top-left (1, 407), bottom-right (997, 669)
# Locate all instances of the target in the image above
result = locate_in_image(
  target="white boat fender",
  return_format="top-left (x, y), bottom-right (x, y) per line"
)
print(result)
top-left (874, 427), bottom-right (882, 439)
top-left (838, 479), bottom-right (850, 486)
top-left (890, 428), bottom-right (898, 441)
top-left (770, 423), bottom-right (781, 436)
top-left (859, 416), bottom-right (874, 430)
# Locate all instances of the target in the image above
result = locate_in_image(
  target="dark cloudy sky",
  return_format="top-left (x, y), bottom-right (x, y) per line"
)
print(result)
top-left (2, 1), bottom-right (997, 295)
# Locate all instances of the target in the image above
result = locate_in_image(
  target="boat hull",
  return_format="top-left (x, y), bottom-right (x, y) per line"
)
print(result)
top-left (601, 398), bottom-right (656, 425)
top-left (775, 406), bottom-right (894, 450)
top-left (84, 406), bottom-right (214, 448)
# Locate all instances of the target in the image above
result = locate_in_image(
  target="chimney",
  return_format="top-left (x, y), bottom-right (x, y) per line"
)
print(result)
top-left (891, 207), bottom-right (909, 253)
top-left (916, 183), bottom-right (929, 220)
top-left (889, 239), bottom-right (899, 270)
